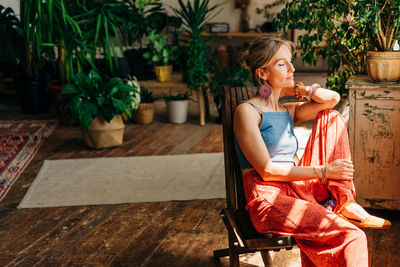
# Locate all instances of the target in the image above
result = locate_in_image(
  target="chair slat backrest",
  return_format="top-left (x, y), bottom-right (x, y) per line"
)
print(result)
top-left (222, 86), bottom-right (257, 212)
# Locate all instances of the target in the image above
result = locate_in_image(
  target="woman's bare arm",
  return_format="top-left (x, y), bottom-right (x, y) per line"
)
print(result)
top-left (233, 102), bottom-right (353, 182)
top-left (293, 86), bottom-right (340, 124)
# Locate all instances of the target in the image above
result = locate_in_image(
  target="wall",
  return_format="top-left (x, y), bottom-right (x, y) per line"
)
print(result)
top-left (0, 0), bottom-right (19, 16)
top-left (162, 0), bottom-right (282, 32)
top-left (1, 0), bottom-right (280, 32)
top-left (1, 0), bottom-right (326, 71)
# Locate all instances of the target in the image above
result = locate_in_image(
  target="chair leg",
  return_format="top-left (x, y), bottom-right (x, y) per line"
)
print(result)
top-left (228, 234), bottom-right (240, 267)
top-left (229, 248), bottom-right (240, 267)
top-left (261, 250), bottom-right (273, 267)
top-left (213, 248), bottom-right (230, 259)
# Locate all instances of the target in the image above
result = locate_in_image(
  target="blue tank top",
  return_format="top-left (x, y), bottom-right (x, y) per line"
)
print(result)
top-left (234, 101), bottom-right (299, 170)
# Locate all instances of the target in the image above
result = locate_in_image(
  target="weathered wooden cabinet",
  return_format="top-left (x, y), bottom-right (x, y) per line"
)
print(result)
top-left (347, 75), bottom-right (400, 210)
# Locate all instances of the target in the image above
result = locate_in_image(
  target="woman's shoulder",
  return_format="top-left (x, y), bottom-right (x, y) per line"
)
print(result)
top-left (236, 99), bottom-right (262, 114)
top-left (234, 99), bottom-right (263, 125)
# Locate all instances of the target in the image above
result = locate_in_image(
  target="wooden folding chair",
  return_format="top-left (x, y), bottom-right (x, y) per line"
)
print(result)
top-left (213, 86), bottom-right (297, 266)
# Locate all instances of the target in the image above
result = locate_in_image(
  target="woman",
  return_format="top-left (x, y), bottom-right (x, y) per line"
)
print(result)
top-left (234, 37), bottom-right (391, 267)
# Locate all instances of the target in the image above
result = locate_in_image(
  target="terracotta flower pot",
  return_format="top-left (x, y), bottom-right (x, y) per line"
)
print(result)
top-left (155, 65), bottom-right (172, 82)
top-left (133, 103), bottom-right (155, 124)
top-left (366, 51), bottom-right (400, 82)
top-left (48, 80), bottom-right (70, 116)
top-left (83, 115), bottom-right (125, 149)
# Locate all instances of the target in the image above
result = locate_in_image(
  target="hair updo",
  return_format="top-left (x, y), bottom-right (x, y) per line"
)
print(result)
top-left (242, 37), bottom-right (295, 85)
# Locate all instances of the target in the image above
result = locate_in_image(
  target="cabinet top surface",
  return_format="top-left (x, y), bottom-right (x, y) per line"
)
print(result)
top-left (346, 75), bottom-right (400, 90)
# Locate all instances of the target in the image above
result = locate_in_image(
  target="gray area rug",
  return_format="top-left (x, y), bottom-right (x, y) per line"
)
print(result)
top-left (18, 153), bottom-right (225, 208)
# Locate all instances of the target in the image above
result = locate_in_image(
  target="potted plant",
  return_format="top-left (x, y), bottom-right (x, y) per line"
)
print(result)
top-left (163, 90), bottom-right (190, 124)
top-left (172, 0), bottom-right (221, 125)
top-left (275, 0), bottom-right (400, 94)
top-left (133, 87), bottom-right (156, 124)
top-left (20, 1), bottom-right (130, 115)
top-left (143, 31), bottom-right (178, 82)
top-left (357, 1), bottom-right (400, 82)
top-left (123, 0), bottom-right (167, 80)
top-left (61, 70), bottom-right (140, 149)
top-left (0, 5), bottom-right (23, 73)
top-left (0, 4), bottom-right (27, 103)
top-left (18, 1), bottom-right (57, 114)
top-left (255, 0), bottom-right (287, 32)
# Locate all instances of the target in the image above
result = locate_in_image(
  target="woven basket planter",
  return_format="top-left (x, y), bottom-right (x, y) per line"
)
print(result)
top-left (83, 115), bottom-right (125, 149)
top-left (133, 103), bottom-right (155, 124)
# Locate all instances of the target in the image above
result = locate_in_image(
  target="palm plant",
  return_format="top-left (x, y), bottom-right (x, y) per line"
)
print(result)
top-left (74, 0), bottom-right (128, 74)
top-left (20, 0), bottom-right (129, 83)
top-left (172, 0), bottom-right (222, 93)
top-left (173, 0), bottom-right (221, 39)
top-left (20, 0), bottom-right (56, 77)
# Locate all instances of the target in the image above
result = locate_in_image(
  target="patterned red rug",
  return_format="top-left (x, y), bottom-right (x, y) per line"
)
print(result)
top-left (0, 120), bottom-right (57, 201)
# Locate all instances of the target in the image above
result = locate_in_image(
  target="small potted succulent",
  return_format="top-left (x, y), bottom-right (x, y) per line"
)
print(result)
top-left (163, 90), bottom-right (190, 124)
top-left (143, 30), bottom-right (178, 82)
top-left (133, 87), bottom-right (157, 124)
top-left (61, 70), bottom-right (140, 149)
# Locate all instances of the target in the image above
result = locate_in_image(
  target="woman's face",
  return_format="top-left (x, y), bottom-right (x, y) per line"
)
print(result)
top-left (256, 45), bottom-right (295, 89)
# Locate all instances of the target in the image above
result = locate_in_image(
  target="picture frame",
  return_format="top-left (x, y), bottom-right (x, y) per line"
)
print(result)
top-left (208, 23), bottom-right (230, 33)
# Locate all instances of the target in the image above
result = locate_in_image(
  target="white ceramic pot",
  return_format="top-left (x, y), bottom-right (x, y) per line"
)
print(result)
top-left (167, 100), bottom-right (188, 124)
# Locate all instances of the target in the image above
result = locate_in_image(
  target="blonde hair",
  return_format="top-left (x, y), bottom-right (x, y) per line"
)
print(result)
top-left (242, 36), bottom-right (295, 85)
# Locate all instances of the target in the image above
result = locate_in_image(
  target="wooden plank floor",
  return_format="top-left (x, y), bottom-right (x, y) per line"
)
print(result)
top-left (1, 95), bottom-right (400, 267)
top-left (1, 96), bottom-right (288, 267)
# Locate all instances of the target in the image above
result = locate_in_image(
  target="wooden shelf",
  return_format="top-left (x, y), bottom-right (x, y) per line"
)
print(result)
top-left (138, 73), bottom-right (187, 90)
top-left (201, 32), bottom-right (283, 39)
top-left (138, 73), bottom-right (207, 126)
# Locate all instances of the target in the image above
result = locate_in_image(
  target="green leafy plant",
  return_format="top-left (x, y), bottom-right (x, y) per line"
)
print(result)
top-left (139, 87), bottom-right (156, 103)
top-left (75, 0), bottom-right (128, 74)
top-left (256, 0), bottom-right (287, 22)
top-left (163, 89), bottom-right (190, 102)
top-left (172, 0), bottom-right (222, 93)
top-left (274, 1), bottom-right (370, 96)
top-left (0, 5), bottom-right (23, 66)
top-left (143, 31), bottom-right (178, 66)
top-left (123, 0), bottom-right (167, 48)
top-left (20, 0), bottom-right (58, 77)
top-left (61, 70), bottom-right (140, 130)
top-left (210, 65), bottom-right (250, 102)
top-left (210, 64), bottom-right (250, 122)
top-left (355, 0), bottom-right (400, 51)
top-left (20, 0), bottom-right (129, 83)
